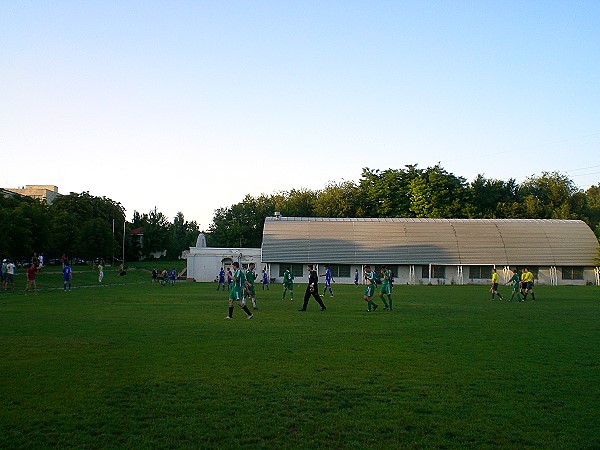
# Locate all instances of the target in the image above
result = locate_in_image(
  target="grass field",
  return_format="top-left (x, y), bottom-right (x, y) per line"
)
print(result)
top-left (1, 269), bottom-right (599, 449)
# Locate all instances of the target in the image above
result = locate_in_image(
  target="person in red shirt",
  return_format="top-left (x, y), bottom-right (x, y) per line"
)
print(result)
top-left (25, 264), bottom-right (38, 295)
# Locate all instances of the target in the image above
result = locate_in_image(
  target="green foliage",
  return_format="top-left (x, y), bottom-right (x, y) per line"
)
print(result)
top-left (1, 283), bottom-right (599, 448)
top-left (204, 165), bottom-right (598, 247)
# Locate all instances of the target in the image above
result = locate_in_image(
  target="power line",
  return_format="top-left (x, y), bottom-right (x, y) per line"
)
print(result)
top-left (565, 165), bottom-right (600, 173)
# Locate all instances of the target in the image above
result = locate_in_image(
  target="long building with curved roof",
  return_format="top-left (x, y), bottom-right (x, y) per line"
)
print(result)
top-left (261, 217), bottom-right (599, 286)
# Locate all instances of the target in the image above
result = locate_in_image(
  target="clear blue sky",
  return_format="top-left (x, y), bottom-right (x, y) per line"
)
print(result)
top-left (2, 1), bottom-right (599, 229)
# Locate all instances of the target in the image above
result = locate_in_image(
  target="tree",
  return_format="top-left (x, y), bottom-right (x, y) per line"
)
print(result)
top-left (409, 165), bottom-right (469, 218)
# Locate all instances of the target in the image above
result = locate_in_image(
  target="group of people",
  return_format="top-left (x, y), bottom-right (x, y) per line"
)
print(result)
top-left (1, 258), bottom-right (17, 292)
top-left (490, 267), bottom-right (536, 302)
top-left (224, 262), bottom-right (259, 319)
top-left (225, 263), bottom-right (398, 318)
top-left (217, 267), bottom-right (270, 292)
top-left (152, 268), bottom-right (178, 286)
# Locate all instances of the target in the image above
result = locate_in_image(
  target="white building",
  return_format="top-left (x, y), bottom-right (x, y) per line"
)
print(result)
top-left (260, 217), bottom-right (600, 286)
top-left (186, 233), bottom-right (263, 282)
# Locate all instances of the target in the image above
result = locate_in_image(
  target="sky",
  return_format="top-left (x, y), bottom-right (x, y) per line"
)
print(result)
top-left (2, 1), bottom-right (599, 229)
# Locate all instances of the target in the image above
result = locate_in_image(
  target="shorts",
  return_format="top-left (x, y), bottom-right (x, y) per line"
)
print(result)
top-left (511, 284), bottom-right (520, 292)
top-left (246, 285), bottom-right (256, 296)
top-left (380, 284), bottom-right (392, 295)
top-left (524, 281), bottom-right (534, 290)
top-left (492, 283), bottom-right (499, 291)
top-left (6, 274), bottom-right (14, 283)
top-left (229, 287), bottom-right (243, 301)
top-left (364, 285), bottom-right (374, 298)
top-left (283, 282), bottom-right (293, 290)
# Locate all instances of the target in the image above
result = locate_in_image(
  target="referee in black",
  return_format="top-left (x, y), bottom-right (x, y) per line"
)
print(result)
top-left (299, 264), bottom-right (327, 311)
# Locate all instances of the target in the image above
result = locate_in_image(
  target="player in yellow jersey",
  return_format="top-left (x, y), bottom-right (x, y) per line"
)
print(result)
top-left (521, 267), bottom-right (536, 301)
top-left (490, 268), bottom-right (504, 301)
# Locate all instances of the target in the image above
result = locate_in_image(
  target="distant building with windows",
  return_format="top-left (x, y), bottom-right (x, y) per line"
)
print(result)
top-left (260, 216), bottom-right (600, 286)
top-left (5, 185), bottom-right (59, 204)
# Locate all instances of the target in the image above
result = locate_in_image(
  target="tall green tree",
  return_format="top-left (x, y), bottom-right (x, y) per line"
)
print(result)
top-left (409, 165), bottom-right (469, 218)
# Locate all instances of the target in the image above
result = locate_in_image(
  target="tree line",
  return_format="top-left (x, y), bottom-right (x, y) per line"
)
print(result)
top-left (0, 192), bottom-right (199, 265)
top-left (206, 164), bottom-right (600, 248)
top-left (2, 164), bottom-right (598, 263)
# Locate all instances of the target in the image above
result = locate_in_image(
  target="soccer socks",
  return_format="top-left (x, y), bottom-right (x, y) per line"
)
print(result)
top-left (380, 296), bottom-right (389, 308)
top-left (388, 297), bottom-right (393, 310)
top-left (531, 292), bottom-right (536, 301)
top-left (497, 293), bottom-right (503, 300)
top-left (523, 293), bottom-right (528, 300)
top-left (252, 298), bottom-right (257, 308)
top-left (228, 306), bottom-right (234, 318)
top-left (242, 305), bottom-right (252, 316)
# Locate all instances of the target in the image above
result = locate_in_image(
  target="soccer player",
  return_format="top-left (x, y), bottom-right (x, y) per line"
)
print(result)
top-left (521, 267), bottom-right (536, 301)
top-left (282, 266), bottom-right (294, 301)
top-left (364, 266), bottom-right (379, 312)
top-left (299, 264), bottom-right (327, 311)
top-left (225, 261), bottom-right (253, 319)
top-left (490, 268), bottom-right (504, 301)
top-left (354, 269), bottom-right (359, 288)
top-left (152, 268), bottom-right (158, 283)
top-left (506, 269), bottom-right (522, 302)
top-left (98, 263), bottom-right (104, 283)
top-left (170, 268), bottom-right (177, 285)
top-left (226, 268), bottom-right (233, 290)
top-left (63, 262), bottom-right (72, 291)
top-left (217, 268), bottom-right (226, 290)
top-left (321, 264), bottom-right (334, 297)
top-left (24, 264), bottom-right (38, 295)
top-left (261, 268), bottom-right (269, 290)
top-left (379, 265), bottom-right (392, 310)
top-left (245, 262), bottom-right (258, 309)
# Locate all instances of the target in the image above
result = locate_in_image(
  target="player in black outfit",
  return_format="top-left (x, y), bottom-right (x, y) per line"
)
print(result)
top-left (299, 264), bottom-right (327, 311)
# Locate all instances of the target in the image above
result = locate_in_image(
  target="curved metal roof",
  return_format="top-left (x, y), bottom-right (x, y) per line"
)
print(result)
top-left (261, 217), bottom-right (599, 266)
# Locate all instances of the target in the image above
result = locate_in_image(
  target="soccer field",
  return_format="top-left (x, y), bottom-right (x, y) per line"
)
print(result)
top-left (1, 272), bottom-right (599, 449)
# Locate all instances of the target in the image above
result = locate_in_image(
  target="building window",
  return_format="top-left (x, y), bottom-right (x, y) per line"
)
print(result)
top-left (421, 265), bottom-right (446, 278)
top-left (469, 266), bottom-right (493, 280)
top-left (562, 267), bottom-right (584, 280)
top-left (325, 264), bottom-right (351, 278)
top-left (279, 263), bottom-right (304, 278)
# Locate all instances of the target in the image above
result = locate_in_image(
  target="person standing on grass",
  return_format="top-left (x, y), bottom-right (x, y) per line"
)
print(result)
top-left (225, 261), bottom-right (254, 320)
top-left (245, 262), bottom-right (258, 310)
top-left (170, 268), bottom-right (177, 286)
top-left (506, 269), bottom-right (522, 302)
top-left (261, 268), bottom-right (269, 290)
top-left (364, 266), bottom-right (379, 312)
top-left (521, 267), bottom-right (536, 301)
top-left (217, 268), bottom-right (226, 290)
top-left (5, 260), bottom-right (15, 291)
top-left (63, 262), bottom-right (72, 291)
top-left (321, 264), bottom-right (335, 297)
top-left (0, 259), bottom-right (4, 290)
top-left (354, 269), bottom-right (359, 288)
top-left (299, 264), bottom-right (327, 311)
top-left (24, 264), bottom-right (38, 295)
top-left (152, 268), bottom-right (158, 283)
top-left (490, 268), bottom-right (504, 301)
top-left (379, 265), bottom-right (392, 310)
top-left (98, 263), bottom-right (104, 283)
top-left (282, 266), bottom-right (294, 301)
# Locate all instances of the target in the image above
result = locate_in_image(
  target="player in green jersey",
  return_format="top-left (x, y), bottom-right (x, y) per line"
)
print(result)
top-left (244, 262), bottom-right (258, 310)
top-left (364, 266), bottom-right (379, 312)
top-left (379, 265), bottom-right (392, 310)
top-left (282, 266), bottom-right (294, 301)
top-left (506, 269), bottom-right (522, 302)
top-left (225, 262), bottom-right (254, 319)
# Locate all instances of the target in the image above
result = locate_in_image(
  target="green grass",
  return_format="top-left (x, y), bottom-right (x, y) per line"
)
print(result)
top-left (1, 278), bottom-right (599, 449)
